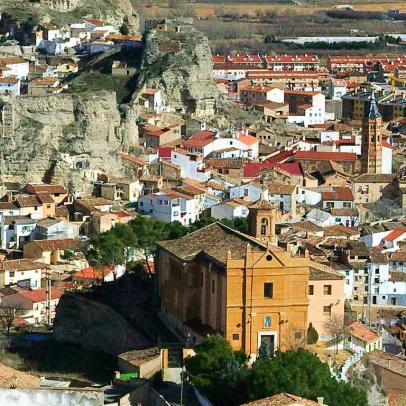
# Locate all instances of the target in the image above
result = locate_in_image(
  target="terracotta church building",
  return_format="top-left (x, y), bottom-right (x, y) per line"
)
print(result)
top-left (157, 197), bottom-right (309, 357)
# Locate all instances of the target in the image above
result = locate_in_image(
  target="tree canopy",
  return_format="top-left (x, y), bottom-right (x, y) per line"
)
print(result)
top-left (185, 335), bottom-right (368, 406)
top-left (86, 216), bottom-right (249, 270)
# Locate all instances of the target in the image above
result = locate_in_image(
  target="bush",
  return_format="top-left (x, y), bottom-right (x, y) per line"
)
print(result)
top-left (119, 23), bottom-right (130, 35)
top-left (307, 323), bottom-right (319, 344)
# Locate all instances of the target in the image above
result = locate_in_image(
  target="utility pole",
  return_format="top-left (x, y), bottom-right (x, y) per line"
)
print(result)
top-left (45, 267), bottom-right (52, 326)
top-left (367, 265), bottom-right (372, 328)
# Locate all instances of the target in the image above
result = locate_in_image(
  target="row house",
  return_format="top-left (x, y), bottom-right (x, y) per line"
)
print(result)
top-left (327, 55), bottom-right (375, 73)
top-left (264, 54), bottom-right (320, 71)
top-left (247, 70), bottom-right (325, 92)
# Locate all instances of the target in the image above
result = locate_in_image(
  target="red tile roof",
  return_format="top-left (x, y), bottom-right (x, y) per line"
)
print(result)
top-left (383, 230), bottom-right (406, 242)
top-left (183, 131), bottom-right (216, 148)
top-left (235, 132), bottom-right (258, 146)
top-left (73, 266), bottom-right (112, 280)
top-left (276, 162), bottom-right (303, 176)
top-left (227, 54), bottom-right (262, 64)
top-left (349, 322), bottom-right (381, 344)
top-left (17, 288), bottom-right (63, 303)
top-left (321, 187), bottom-right (354, 201)
top-left (295, 151), bottom-right (356, 162)
top-left (265, 54), bottom-right (319, 63)
top-left (243, 150), bottom-right (294, 178)
top-left (158, 147), bottom-right (173, 158)
top-left (85, 18), bottom-right (105, 26)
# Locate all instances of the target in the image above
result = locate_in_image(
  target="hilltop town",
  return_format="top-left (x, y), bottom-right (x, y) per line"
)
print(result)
top-left (0, 0), bottom-right (405, 405)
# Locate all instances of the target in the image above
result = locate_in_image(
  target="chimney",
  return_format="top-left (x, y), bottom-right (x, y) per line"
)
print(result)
top-left (317, 397), bottom-right (324, 405)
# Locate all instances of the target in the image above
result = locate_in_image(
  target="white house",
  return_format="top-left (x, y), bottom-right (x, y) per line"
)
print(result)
top-left (0, 259), bottom-right (47, 290)
top-left (296, 187), bottom-right (323, 206)
top-left (210, 198), bottom-right (250, 220)
top-left (0, 216), bottom-right (37, 249)
top-left (321, 187), bottom-right (354, 210)
top-left (381, 230), bottom-right (406, 252)
top-left (183, 131), bottom-right (259, 159)
top-left (306, 208), bottom-right (334, 227)
top-left (328, 79), bottom-right (347, 100)
top-left (171, 149), bottom-right (211, 182)
top-left (320, 131), bottom-right (340, 144)
top-left (330, 208), bottom-right (359, 227)
top-left (0, 76), bottom-right (20, 95)
top-left (286, 91), bottom-right (325, 128)
top-left (138, 189), bottom-right (200, 225)
top-left (0, 57), bottom-right (29, 80)
top-left (0, 201), bottom-right (19, 223)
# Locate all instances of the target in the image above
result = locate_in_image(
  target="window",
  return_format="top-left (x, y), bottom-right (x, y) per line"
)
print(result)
top-left (139, 202), bottom-right (143, 207)
top-left (264, 283), bottom-right (273, 298)
top-left (232, 333), bottom-right (239, 340)
top-left (323, 285), bottom-right (332, 295)
top-left (294, 331), bottom-right (302, 340)
top-left (323, 305), bottom-right (331, 316)
top-left (391, 298), bottom-right (397, 305)
top-left (343, 202), bottom-right (352, 208)
top-left (212, 279), bottom-right (215, 294)
top-left (309, 285), bottom-right (314, 295)
top-left (264, 316), bottom-right (271, 328)
top-left (9, 272), bottom-right (14, 278)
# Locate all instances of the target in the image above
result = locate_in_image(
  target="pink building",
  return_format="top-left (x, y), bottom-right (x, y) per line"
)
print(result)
top-left (308, 263), bottom-right (345, 340)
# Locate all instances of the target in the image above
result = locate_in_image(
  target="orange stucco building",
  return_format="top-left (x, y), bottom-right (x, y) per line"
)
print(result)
top-left (157, 221), bottom-right (310, 357)
top-left (308, 262), bottom-right (345, 339)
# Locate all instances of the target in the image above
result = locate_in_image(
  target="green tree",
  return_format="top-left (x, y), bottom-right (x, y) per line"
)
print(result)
top-left (186, 336), bottom-right (368, 406)
top-left (129, 216), bottom-right (169, 275)
top-left (248, 348), bottom-right (367, 406)
top-left (307, 322), bottom-right (319, 344)
top-left (119, 23), bottom-right (130, 35)
top-left (87, 223), bottom-right (137, 267)
top-left (185, 335), bottom-right (248, 405)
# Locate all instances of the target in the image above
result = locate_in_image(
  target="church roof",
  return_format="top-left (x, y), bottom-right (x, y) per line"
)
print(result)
top-left (157, 222), bottom-right (267, 265)
top-left (368, 92), bottom-right (381, 119)
top-left (249, 195), bottom-right (278, 210)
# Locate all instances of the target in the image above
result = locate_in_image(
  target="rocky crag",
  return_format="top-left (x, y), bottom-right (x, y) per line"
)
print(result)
top-left (137, 19), bottom-right (220, 116)
top-left (53, 293), bottom-right (150, 355)
top-left (0, 91), bottom-right (138, 190)
top-left (0, 0), bottom-right (139, 33)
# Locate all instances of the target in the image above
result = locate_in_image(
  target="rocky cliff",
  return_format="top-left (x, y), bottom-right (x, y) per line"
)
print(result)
top-left (137, 20), bottom-right (219, 115)
top-left (0, 0), bottom-right (140, 33)
top-left (0, 91), bottom-right (138, 190)
top-left (53, 293), bottom-right (150, 355)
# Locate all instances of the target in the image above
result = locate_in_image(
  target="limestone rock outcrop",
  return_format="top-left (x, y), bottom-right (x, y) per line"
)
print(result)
top-left (53, 293), bottom-right (150, 355)
top-left (0, 91), bottom-right (138, 188)
top-left (137, 20), bottom-right (219, 116)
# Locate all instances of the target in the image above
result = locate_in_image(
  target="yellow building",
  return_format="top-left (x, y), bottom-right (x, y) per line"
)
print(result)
top-left (157, 221), bottom-right (310, 358)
